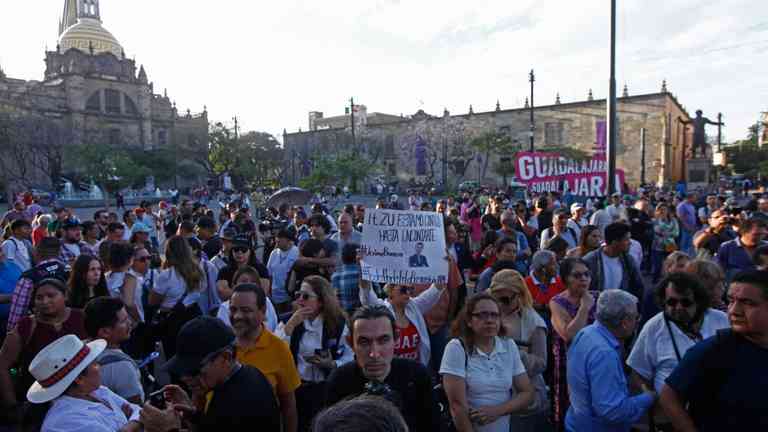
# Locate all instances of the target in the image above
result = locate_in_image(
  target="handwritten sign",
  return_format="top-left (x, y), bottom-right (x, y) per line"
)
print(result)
top-left (360, 209), bottom-right (448, 285)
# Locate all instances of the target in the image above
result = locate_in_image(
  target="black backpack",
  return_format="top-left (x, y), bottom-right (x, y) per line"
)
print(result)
top-left (432, 339), bottom-right (467, 432)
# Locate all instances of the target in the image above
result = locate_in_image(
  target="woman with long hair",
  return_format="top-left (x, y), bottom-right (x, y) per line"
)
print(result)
top-left (217, 235), bottom-right (270, 303)
top-left (548, 258), bottom-right (597, 431)
top-left (277, 275), bottom-right (352, 432)
top-left (66, 254), bottom-right (108, 309)
top-left (185, 237), bottom-right (221, 315)
top-left (651, 204), bottom-right (680, 282)
top-left (566, 225), bottom-right (602, 259)
top-left (440, 293), bottom-right (534, 432)
top-left (149, 235), bottom-right (204, 357)
top-left (488, 270), bottom-right (550, 431)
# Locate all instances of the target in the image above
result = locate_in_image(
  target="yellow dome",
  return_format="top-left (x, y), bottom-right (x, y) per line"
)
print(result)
top-left (58, 18), bottom-right (123, 57)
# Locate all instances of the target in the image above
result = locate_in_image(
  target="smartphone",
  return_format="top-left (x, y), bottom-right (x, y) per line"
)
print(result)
top-left (148, 389), bottom-right (166, 410)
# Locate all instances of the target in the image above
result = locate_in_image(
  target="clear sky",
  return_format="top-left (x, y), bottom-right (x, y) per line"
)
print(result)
top-left (1, 0), bottom-right (766, 143)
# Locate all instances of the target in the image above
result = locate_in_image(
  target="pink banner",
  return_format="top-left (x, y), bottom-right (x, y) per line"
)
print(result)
top-left (514, 151), bottom-right (624, 197)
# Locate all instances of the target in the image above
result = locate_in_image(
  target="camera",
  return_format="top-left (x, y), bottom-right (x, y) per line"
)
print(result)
top-left (363, 381), bottom-right (403, 409)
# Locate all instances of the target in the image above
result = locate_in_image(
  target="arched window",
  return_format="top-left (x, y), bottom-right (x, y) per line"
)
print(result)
top-left (124, 95), bottom-right (138, 115)
top-left (85, 91), bottom-right (101, 111)
top-left (105, 89), bottom-right (120, 113)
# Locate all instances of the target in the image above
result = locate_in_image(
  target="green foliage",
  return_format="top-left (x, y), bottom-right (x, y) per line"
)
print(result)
top-left (207, 122), bottom-right (284, 188)
top-left (69, 141), bottom-right (149, 194)
top-left (298, 151), bottom-right (381, 192)
top-left (723, 125), bottom-right (768, 176)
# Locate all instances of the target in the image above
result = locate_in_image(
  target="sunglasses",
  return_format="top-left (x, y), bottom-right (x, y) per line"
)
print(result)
top-left (496, 292), bottom-right (520, 305)
top-left (135, 256), bottom-right (150, 262)
top-left (232, 247), bottom-right (249, 254)
top-left (471, 311), bottom-right (500, 321)
top-left (295, 291), bottom-right (318, 301)
top-left (398, 286), bottom-right (415, 295)
top-left (665, 298), bottom-right (694, 308)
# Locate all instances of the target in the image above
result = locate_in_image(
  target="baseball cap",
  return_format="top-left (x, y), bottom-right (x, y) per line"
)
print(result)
top-left (196, 217), bottom-right (216, 230)
top-left (61, 218), bottom-right (81, 230)
top-left (570, 203), bottom-right (584, 212)
top-left (221, 227), bottom-right (238, 241)
top-left (131, 222), bottom-right (151, 234)
top-left (232, 234), bottom-right (251, 248)
top-left (162, 317), bottom-right (235, 376)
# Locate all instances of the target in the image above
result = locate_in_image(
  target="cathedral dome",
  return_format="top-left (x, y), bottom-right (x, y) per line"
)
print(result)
top-left (58, 17), bottom-right (123, 57)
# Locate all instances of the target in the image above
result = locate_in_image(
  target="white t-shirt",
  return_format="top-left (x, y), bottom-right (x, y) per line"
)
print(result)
top-left (590, 210), bottom-right (613, 235)
top-left (153, 268), bottom-right (201, 309)
top-left (601, 252), bottom-right (624, 290)
top-left (627, 309), bottom-right (729, 392)
top-left (106, 271), bottom-right (145, 323)
top-left (440, 337), bottom-right (527, 432)
top-left (629, 239), bottom-right (643, 268)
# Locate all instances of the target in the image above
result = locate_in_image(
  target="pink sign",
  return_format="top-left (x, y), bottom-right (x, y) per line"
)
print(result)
top-left (514, 151), bottom-right (625, 197)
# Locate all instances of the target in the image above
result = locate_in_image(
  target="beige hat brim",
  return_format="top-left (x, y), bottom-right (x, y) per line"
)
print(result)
top-left (26, 339), bottom-right (107, 404)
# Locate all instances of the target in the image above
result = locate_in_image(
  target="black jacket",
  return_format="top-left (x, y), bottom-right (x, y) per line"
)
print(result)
top-left (325, 358), bottom-right (439, 432)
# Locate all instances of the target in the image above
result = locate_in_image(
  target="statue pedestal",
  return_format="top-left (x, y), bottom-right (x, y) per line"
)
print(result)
top-left (687, 157), bottom-right (711, 189)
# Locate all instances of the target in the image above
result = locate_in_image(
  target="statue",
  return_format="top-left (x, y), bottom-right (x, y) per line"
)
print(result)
top-left (679, 110), bottom-right (724, 157)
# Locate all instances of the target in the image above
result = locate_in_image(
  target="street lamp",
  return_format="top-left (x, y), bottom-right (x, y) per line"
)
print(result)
top-left (529, 69), bottom-right (535, 152)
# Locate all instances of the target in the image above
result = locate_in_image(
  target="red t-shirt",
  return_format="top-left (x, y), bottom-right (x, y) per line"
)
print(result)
top-left (394, 321), bottom-right (421, 362)
top-left (525, 275), bottom-right (566, 306)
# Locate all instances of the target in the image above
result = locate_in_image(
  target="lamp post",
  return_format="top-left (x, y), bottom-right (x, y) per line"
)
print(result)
top-left (529, 69), bottom-right (535, 152)
top-left (606, 0), bottom-right (618, 195)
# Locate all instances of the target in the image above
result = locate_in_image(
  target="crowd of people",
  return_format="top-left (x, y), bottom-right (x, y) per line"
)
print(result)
top-left (0, 184), bottom-right (767, 432)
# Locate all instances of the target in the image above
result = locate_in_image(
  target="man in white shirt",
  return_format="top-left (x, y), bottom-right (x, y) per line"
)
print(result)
top-left (1, 219), bottom-right (33, 271)
top-left (628, 272), bottom-right (729, 395)
top-left (568, 203), bottom-right (589, 240)
top-left (590, 200), bottom-right (614, 236)
top-left (606, 193), bottom-right (627, 222)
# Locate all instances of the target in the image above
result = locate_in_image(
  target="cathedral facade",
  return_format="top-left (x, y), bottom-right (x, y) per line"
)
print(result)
top-left (0, 0), bottom-right (208, 191)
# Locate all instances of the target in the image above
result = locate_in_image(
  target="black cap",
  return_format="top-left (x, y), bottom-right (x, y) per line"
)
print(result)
top-left (196, 217), bottom-right (216, 230)
top-left (221, 227), bottom-right (238, 240)
top-left (62, 218), bottom-right (81, 229)
top-left (232, 234), bottom-right (251, 248)
top-left (162, 317), bottom-right (235, 376)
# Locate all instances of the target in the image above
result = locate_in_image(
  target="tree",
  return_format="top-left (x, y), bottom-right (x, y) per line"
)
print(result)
top-left (69, 138), bottom-right (149, 209)
top-left (469, 131), bottom-right (518, 182)
top-left (0, 113), bottom-right (67, 192)
top-left (207, 122), bottom-right (284, 188)
top-left (298, 151), bottom-right (382, 192)
top-left (723, 125), bottom-right (768, 177)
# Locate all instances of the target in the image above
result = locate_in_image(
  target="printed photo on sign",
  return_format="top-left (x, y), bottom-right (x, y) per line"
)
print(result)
top-left (360, 209), bottom-right (448, 285)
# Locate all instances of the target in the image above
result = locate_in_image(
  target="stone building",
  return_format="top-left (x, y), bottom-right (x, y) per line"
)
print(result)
top-left (284, 83), bottom-right (697, 190)
top-left (0, 0), bottom-right (208, 191)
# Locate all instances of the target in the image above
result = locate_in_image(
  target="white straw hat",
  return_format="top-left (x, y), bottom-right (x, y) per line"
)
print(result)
top-left (26, 335), bottom-right (106, 404)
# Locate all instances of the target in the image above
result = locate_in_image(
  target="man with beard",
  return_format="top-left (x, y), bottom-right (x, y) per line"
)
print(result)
top-left (661, 270), bottom-right (768, 430)
top-left (324, 305), bottom-right (439, 432)
top-left (627, 272), bottom-right (729, 430)
top-left (140, 316), bottom-right (280, 432)
top-left (229, 283), bottom-right (300, 432)
top-left (58, 219), bottom-right (97, 264)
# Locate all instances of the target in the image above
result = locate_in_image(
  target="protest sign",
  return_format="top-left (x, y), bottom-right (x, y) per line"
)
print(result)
top-left (360, 208), bottom-right (448, 285)
top-left (514, 151), bottom-right (625, 196)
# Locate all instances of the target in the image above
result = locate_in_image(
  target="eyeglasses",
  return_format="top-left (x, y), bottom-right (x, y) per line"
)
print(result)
top-left (398, 286), bottom-right (415, 295)
top-left (471, 311), bottom-right (500, 321)
top-left (232, 247), bottom-right (249, 254)
top-left (665, 297), bottom-right (694, 308)
top-left (295, 291), bottom-right (318, 301)
top-left (570, 271), bottom-right (591, 280)
top-left (496, 293), bottom-right (520, 305)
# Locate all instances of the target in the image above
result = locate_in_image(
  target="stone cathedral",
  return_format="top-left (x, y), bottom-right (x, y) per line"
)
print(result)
top-left (0, 0), bottom-right (208, 189)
